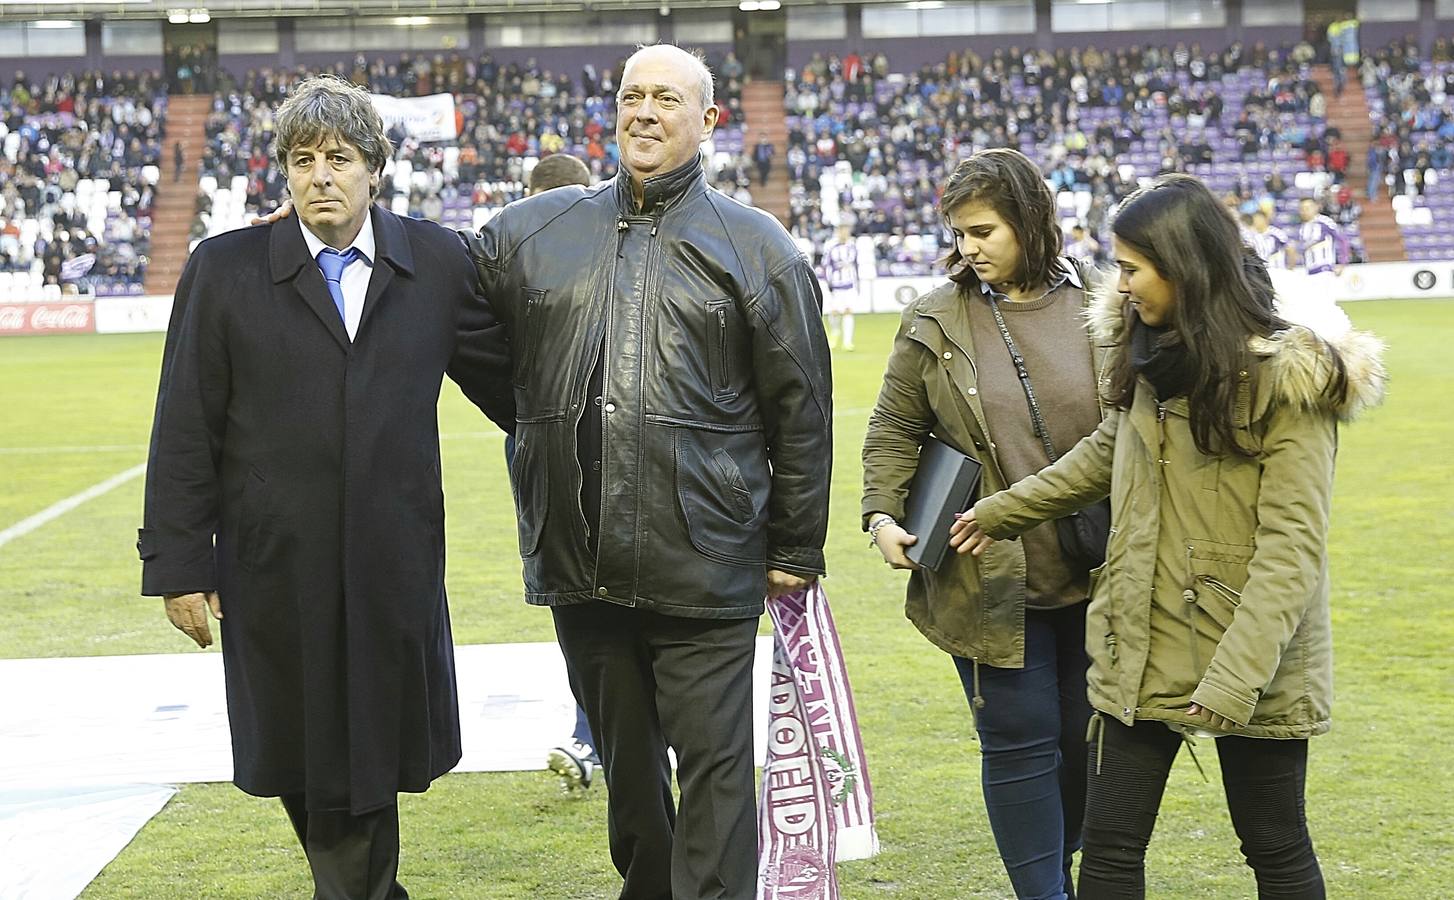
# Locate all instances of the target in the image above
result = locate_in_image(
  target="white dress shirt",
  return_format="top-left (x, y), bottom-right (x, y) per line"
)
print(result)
top-left (300, 215), bottom-right (376, 341)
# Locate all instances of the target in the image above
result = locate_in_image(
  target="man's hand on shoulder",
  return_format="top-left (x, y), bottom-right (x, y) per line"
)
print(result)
top-left (248, 198), bottom-right (294, 226)
top-left (164, 591), bottom-right (223, 648)
top-left (766, 568), bottom-right (816, 600)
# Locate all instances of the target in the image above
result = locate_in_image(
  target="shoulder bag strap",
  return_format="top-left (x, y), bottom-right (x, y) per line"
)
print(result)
top-left (985, 293), bottom-right (1060, 464)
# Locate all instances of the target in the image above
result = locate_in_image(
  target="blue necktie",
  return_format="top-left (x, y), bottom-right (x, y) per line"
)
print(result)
top-left (316, 247), bottom-right (362, 322)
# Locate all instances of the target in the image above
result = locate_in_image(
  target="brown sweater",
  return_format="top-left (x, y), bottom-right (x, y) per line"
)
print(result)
top-left (967, 280), bottom-right (1100, 610)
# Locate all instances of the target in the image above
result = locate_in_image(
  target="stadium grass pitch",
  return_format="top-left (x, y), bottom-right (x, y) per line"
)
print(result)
top-left (1, 301), bottom-right (1450, 898)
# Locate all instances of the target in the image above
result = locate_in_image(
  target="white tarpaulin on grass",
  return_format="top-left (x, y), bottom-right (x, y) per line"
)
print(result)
top-left (0, 784), bottom-right (176, 900)
top-left (0, 640), bottom-right (773, 898)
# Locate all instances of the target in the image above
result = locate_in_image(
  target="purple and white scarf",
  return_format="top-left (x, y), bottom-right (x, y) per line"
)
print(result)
top-left (758, 583), bottom-right (878, 899)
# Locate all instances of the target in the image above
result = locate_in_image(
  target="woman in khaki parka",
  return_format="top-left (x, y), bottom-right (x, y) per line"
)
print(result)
top-left (862, 148), bottom-right (1109, 899)
top-left (954, 175), bottom-right (1387, 899)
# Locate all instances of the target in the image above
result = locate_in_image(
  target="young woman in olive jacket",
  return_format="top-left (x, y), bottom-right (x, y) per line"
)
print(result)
top-left (954, 175), bottom-right (1387, 899)
top-left (861, 148), bottom-right (1111, 900)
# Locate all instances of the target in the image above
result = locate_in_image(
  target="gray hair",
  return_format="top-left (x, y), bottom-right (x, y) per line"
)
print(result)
top-left (624, 43), bottom-right (716, 110)
top-left (274, 75), bottom-right (392, 181)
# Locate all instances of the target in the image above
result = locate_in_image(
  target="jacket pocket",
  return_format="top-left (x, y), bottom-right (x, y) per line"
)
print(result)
top-left (510, 429), bottom-right (548, 558)
top-left (706, 299), bottom-right (737, 402)
top-left (513, 287), bottom-right (547, 391)
top-left (1186, 539), bottom-right (1253, 632)
top-left (673, 428), bottom-right (766, 566)
top-left (1191, 574), bottom-right (1242, 631)
top-left (235, 466), bottom-right (269, 571)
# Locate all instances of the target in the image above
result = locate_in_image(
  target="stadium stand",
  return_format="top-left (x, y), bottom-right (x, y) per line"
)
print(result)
top-left (186, 53), bottom-right (750, 245)
top-left (783, 42), bottom-right (1371, 276)
top-left (0, 70), bottom-right (165, 300)
top-left (1364, 40), bottom-right (1454, 262)
top-left (7, 28), bottom-right (1445, 300)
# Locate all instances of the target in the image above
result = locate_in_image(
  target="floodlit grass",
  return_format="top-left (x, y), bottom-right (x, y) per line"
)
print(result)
top-left (1, 300), bottom-right (1450, 898)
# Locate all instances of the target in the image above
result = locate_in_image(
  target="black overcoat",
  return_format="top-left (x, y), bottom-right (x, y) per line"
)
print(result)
top-left (139, 207), bottom-right (512, 814)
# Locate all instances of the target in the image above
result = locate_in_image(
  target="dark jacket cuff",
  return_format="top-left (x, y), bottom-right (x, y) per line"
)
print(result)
top-left (768, 545), bottom-right (826, 577)
top-left (138, 528), bottom-right (217, 596)
top-left (861, 492), bottom-right (906, 531)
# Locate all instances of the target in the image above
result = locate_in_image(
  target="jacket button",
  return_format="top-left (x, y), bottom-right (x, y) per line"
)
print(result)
top-left (943, 351), bottom-right (952, 360)
top-left (604, 402), bottom-right (616, 413)
top-left (967, 387), bottom-right (977, 396)
top-left (908, 326), bottom-right (917, 333)
top-left (597, 587), bottom-right (608, 597)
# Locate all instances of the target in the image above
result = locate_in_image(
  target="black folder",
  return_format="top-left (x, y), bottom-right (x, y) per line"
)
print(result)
top-left (903, 436), bottom-right (983, 571)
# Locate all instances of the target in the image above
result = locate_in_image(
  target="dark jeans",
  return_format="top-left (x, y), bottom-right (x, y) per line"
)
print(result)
top-left (553, 601), bottom-right (759, 900)
top-left (572, 702), bottom-right (595, 748)
top-left (1080, 717), bottom-right (1324, 899)
top-left (954, 602), bottom-right (1091, 900)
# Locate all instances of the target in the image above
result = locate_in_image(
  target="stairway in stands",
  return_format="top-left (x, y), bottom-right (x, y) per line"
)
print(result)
top-left (1311, 64), bottom-right (1405, 262)
top-left (740, 81), bottom-right (791, 226)
top-left (144, 94), bottom-right (212, 296)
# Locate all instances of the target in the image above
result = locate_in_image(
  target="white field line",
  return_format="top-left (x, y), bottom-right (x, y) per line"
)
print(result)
top-left (0, 463), bottom-right (147, 550)
top-left (0, 410), bottom-right (875, 547)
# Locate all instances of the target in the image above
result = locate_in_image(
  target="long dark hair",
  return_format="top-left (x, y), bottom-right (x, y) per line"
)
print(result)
top-left (938, 148), bottom-right (1066, 293)
top-left (1107, 174), bottom-right (1346, 456)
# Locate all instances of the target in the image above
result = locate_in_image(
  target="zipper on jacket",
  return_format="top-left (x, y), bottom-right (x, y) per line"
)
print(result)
top-left (577, 219), bottom-right (630, 545)
top-left (620, 215), bottom-right (661, 599)
top-left (715, 307), bottom-right (729, 393)
top-left (1197, 575), bottom-right (1243, 604)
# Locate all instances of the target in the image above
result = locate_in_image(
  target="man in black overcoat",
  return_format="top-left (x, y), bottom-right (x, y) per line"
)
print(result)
top-left (138, 75), bottom-right (511, 899)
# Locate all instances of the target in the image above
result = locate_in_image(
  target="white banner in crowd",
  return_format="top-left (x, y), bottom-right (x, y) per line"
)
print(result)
top-left (369, 92), bottom-right (458, 142)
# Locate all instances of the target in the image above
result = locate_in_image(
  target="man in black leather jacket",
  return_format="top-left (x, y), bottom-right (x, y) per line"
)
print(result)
top-left (466, 43), bottom-right (832, 899)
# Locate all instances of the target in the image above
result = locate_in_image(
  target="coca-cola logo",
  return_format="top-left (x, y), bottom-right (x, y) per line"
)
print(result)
top-left (0, 303), bottom-right (95, 334)
top-left (31, 305), bottom-right (92, 329)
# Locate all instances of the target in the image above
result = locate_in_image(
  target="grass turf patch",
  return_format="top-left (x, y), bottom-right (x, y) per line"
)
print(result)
top-left (2, 299), bottom-right (1450, 897)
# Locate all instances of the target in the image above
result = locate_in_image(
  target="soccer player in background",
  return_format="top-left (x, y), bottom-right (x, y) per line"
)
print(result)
top-left (1250, 209), bottom-right (1294, 270)
top-left (821, 221), bottom-right (860, 351)
top-left (1297, 196), bottom-right (1348, 277)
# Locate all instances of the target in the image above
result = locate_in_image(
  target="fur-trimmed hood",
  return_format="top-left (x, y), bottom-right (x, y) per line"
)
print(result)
top-left (1086, 274), bottom-right (1388, 422)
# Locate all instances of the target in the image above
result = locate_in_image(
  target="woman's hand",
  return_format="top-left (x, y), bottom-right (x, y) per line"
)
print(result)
top-left (1187, 702), bottom-right (1242, 732)
top-left (949, 508), bottom-right (995, 556)
top-left (872, 521), bottom-right (921, 570)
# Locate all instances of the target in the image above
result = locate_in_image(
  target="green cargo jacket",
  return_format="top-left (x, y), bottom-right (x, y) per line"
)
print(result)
top-left (860, 261), bottom-right (1111, 668)
top-left (974, 283), bottom-right (1387, 737)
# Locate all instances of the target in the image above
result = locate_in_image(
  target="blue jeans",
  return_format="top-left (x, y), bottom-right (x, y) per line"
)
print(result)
top-left (954, 602), bottom-right (1091, 900)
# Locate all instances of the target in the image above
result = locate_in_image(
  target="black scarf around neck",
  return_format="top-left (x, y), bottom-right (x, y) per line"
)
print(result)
top-left (1130, 316), bottom-right (1196, 400)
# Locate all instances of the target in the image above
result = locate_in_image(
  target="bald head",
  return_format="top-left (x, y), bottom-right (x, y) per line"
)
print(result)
top-left (622, 43), bottom-right (715, 111)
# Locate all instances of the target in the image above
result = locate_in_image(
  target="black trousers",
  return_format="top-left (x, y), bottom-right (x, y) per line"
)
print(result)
top-left (553, 601), bottom-right (760, 900)
top-left (280, 794), bottom-right (408, 900)
top-left (1080, 717), bottom-right (1324, 899)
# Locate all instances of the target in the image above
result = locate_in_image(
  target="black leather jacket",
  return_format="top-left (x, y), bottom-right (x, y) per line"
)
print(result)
top-left (465, 158), bottom-right (832, 618)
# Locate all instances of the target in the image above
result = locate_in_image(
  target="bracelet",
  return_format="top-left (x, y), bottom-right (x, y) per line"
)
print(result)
top-left (868, 515), bottom-right (896, 547)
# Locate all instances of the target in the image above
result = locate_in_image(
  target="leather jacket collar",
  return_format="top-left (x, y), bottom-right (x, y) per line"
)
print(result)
top-left (615, 153), bottom-right (706, 216)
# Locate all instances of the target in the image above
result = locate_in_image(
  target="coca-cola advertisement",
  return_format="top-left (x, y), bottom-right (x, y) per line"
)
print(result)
top-left (0, 303), bottom-right (96, 336)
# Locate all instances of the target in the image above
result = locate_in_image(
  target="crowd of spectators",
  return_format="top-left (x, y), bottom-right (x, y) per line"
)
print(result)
top-left (1361, 38), bottom-right (1454, 259)
top-left (15, 36), bottom-right (1452, 298)
top-left (0, 69), bottom-right (164, 295)
top-left (783, 41), bottom-right (1360, 275)
top-left (190, 50), bottom-right (750, 243)
top-left (1363, 38), bottom-right (1454, 196)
